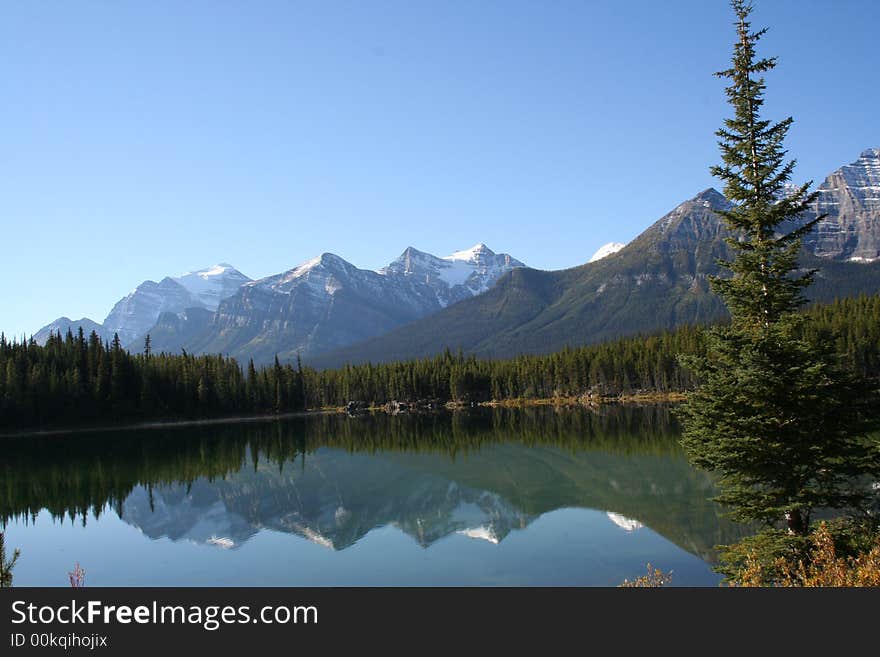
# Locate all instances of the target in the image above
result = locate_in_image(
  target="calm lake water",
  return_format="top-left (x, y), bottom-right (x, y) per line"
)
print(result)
top-left (1, 405), bottom-right (747, 586)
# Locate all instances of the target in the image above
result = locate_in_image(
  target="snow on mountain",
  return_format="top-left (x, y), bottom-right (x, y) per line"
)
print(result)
top-left (589, 242), bottom-right (626, 263)
top-left (251, 253), bottom-right (370, 297)
top-left (244, 252), bottom-right (442, 318)
top-left (173, 263), bottom-right (252, 311)
top-left (446, 242), bottom-right (493, 262)
top-left (380, 243), bottom-right (526, 307)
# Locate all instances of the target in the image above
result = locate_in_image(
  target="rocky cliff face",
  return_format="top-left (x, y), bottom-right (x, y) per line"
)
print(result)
top-left (103, 277), bottom-right (197, 346)
top-left (636, 187), bottom-right (733, 254)
top-left (804, 148), bottom-right (880, 262)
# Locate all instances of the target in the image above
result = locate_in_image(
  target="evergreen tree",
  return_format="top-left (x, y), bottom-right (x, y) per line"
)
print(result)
top-left (679, 1), bottom-right (880, 539)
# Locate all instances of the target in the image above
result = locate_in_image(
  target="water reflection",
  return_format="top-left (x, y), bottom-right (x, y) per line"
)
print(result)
top-left (1, 405), bottom-right (750, 584)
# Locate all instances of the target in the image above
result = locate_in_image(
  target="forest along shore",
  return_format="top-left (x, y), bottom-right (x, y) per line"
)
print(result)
top-left (2, 294), bottom-right (877, 434)
top-left (0, 394), bottom-right (687, 439)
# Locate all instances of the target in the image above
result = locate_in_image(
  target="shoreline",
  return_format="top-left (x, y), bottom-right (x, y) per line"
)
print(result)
top-left (331, 391), bottom-right (688, 413)
top-left (476, 392), bottom-right (688, 407)
top-left (0, 409), bottom-right (330, 439)
top-left (1, 393), bottom-right (687, 438)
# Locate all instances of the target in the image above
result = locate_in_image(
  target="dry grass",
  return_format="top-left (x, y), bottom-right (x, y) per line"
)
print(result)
top-left (619, 564), bottom-right (673, 587)
top-left (734, 523), bottom-right (880, 587)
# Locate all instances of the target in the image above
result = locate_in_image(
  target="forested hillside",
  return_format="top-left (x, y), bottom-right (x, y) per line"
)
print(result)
top-left (2, 294), bottom-right (878, 431)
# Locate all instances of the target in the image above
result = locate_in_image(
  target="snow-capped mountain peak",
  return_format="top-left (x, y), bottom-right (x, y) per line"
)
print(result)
top-left (289, 255), bottom-right (325, 277)
top-left (182, 263), bottom-right (236, 279)
top-left (272, 254), bottom-right (331, 284)
top-left (379, 243), bottom-right (525, 306)
top-left (379, 247), bottom-right (438, 278)
top-left (252, 253), bottom-right (359, 294)
top-left (173, 263), bottom-right (251, 311)
top-left (444, 242), bottom-right (494, 263)
top-left (589, 242), bottom-right (626, 263)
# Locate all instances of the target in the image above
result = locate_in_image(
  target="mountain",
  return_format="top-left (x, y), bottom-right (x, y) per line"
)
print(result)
top-left (145, 244), bottom-right (525, 363)
top-left (312, 149), bottom-right (880, 367)
top-left (34, 264), bottom-right (251, 347)
top-left (107, 263), bottom-right (251, 347)
top-left (32, 317), bottom-right (108, 345)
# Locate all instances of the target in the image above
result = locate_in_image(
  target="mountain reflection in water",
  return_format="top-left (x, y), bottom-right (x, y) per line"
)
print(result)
top-left (1, 405), bottom-right (750, 585)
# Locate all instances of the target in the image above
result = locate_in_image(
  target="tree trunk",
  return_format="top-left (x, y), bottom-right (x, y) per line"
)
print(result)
top-left (785, 509), bottom-right (806, 535)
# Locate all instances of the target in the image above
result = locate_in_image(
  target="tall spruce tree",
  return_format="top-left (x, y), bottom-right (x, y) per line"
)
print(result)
top-left (679, 0), bottom-right (879, 540)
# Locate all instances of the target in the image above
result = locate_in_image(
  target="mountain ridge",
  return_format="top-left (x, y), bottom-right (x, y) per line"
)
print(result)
top-left (160, 243), bottom-right (526, 363)
top-left (310, 149), bottom-right (880, 368)
top-left (32, 245), bottom-right (526, 357)
top-left (31, 147), bottom-right (880, 367)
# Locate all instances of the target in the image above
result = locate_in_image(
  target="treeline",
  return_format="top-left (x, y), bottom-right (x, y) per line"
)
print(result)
top-left (305, 326), bottom-right (705, 407)
top-left (2, 294), bottom-right (879, 430)
top-left (0, 332), bottom-right (308, 429)
top-left (293, 293), bottom-right (880, 407)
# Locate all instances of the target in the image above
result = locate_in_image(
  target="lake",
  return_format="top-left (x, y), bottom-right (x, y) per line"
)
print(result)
top-left (0, 405), bottom-right (747, 586)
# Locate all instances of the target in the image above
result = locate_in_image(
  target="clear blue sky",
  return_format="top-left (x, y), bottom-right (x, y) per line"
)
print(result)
top-left (2, 0), bottom-right (877, 338)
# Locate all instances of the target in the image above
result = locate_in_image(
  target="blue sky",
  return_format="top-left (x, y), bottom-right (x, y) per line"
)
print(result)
top-left (2, 0), bottom-right (877, 338)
